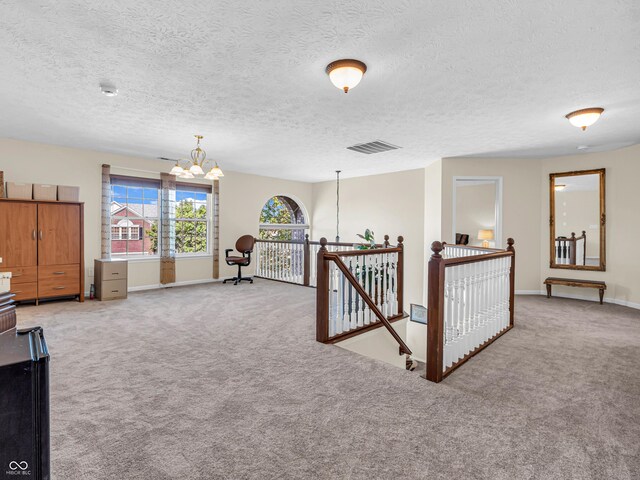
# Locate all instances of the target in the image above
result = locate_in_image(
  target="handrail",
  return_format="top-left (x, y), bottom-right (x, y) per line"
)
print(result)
top-left (324, 251), bottom-right (412, 355)
top-left (255, 238), bottom-right (305, 245)
top-left (554, 230), bottom-right (586, 265)
top-left (426, 238), bottom-right (516, 383)
top-left (443, 250), bottom-right (514, 266)
top-left (255, 234), bottom-right (397, 287)
top-left (316, 235), bottom-right (409, 355)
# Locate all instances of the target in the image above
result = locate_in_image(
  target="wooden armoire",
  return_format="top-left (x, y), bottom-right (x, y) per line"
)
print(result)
top-left (0, 199), bottom-right (84, 304)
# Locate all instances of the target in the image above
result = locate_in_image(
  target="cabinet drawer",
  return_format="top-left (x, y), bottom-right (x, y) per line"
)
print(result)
top-left (10, 282), bottom-right (38, 301)
top-left (0, 266), bottom-right (37, 284)
top-left (100, 261), bottom-right (128, 281)
top-left (98, 279), bottom-right (127, 300)
top-left (38, 264), bottom-right (80, 298)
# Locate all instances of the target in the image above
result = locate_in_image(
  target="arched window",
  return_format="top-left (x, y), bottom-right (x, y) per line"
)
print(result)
top-left (259, 196), bottom-right (309, 241)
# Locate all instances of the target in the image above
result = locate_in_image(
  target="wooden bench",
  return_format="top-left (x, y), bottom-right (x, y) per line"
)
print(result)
top-left (544, 277), bottom-right (606, 305)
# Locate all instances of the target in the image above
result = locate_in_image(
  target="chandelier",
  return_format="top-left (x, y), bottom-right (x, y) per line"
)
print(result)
top-left (169, 135), bottom-right (224, 180)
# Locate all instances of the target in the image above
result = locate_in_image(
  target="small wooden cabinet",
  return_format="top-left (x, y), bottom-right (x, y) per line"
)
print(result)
top-left (0, 199), bottom-right (84, 304)
top-left (94, 259), bottom-right (128, 301)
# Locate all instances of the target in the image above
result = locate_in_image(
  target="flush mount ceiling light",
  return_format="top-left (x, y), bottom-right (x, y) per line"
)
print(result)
top-left (565, 108), bottom-right (604, 131)
top-left (166, 135), bottom-right (224, 180)
top-left (100, 83), bottom-right (118, 97)
top-left (326, 59), bottom-right (367, 93)
top-left (555, 184), bottom-right (566, 191)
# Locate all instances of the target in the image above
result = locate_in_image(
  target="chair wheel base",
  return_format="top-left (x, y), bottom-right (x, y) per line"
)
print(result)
top-left (223, 277), bottom-right (253, 285)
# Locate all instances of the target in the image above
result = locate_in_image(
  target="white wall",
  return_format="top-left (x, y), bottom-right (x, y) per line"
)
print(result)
top-left (0, 138), bottom-right (312, 290)
top-left (540, 144), bottom-right (640, 307)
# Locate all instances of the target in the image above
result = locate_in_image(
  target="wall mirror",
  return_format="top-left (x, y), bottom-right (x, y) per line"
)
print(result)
top-left (453, 177), bottom-right (503, 248)
top-left (550, 168), bottom-right (605, 271)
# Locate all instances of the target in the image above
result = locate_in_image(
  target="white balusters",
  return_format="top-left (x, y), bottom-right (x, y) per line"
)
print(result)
top-left (442, 255), bottom-right (512, 371)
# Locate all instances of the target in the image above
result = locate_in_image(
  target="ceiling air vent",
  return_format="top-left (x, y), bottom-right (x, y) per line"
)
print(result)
top-left (346, 140), bottom-right (401, 155)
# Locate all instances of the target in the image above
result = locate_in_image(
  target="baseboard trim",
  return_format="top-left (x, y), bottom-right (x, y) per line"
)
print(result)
top-left (516, 290), bottom-right (640, 310)
top-left (128, 278), bottom-right (223, 293)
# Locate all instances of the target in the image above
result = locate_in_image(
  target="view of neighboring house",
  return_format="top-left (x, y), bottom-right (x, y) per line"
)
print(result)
top-left (110, 202), bottom-right (156, 256)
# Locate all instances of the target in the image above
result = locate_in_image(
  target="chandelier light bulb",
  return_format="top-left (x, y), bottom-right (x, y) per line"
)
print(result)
top-left (169, 163), bottom-right (184, 175)
top-left (326, 59), bottom-right (367, 93)
top-left (565, 108), bottom-right (604, 131)
top-left (189, 163), bottom-right (204, 175)
top-left (210, 163), bottom-right (224, 177)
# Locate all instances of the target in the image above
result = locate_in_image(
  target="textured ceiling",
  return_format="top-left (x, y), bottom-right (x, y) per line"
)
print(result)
top-left (1, 0), bottom-right (639, 182)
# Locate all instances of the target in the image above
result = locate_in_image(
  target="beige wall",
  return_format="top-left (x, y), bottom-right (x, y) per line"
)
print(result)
top-left (554, 189), bottom-right (600, 259)
top-left (218, 171), bottom-right (313, 278)
top-left (541, 145), bottom-right (640, 306)
top-left (311, 169), bottom-right (425, 307)
top-left (441, 157), bottom-right (542, 291)
top-left (455, 182), bottom-right (497, 246)
top-left (0, 138), bottom-right (312, 290)
top-left (3, 138), bottom-right (638, 309)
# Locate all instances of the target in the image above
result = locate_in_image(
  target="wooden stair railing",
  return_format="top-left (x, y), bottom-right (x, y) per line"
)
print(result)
top-left (426, 239), bottom-right (516, 383)
top-left (255, 235), bottom-right (394, 287)
top-left (316, 236), bottom-right (412, 356)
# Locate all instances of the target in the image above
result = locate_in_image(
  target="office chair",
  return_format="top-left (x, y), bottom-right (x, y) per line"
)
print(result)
top-left (223, 235), bottom-right (255, 285)
top-left (455, 233), bottom-right (470, 245)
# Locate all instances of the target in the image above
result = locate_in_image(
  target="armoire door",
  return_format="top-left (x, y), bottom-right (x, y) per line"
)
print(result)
top-left (37, 204), bottom-right (81, 266)
top-left (0, 202), bottom-right (38, 268)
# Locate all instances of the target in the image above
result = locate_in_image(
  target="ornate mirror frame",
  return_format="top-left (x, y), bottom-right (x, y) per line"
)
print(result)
top-left (549, 168), bottom-right (606, 271)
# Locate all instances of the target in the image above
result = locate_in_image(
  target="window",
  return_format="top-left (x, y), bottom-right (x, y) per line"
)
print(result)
top-left (259, 196), bottom-right (309, 241)
top-left (109, 176), bottom-right (213, 258)
top-left (175, 185), bottom-right (210, 255)
top-left (110, 176), bottom-right (160, 257)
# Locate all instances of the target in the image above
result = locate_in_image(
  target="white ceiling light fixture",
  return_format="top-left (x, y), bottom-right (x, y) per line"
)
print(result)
top-left (554, 184), bottom-right (566, 191)
top-left (326, 59), bottom-right (367, 93)
top-left (167, 135), bottom-right (224, 180)
top-left (565, 108), bottom-right (604, 131)
top-left (205, 162), bottom-right (224, 180)
top-left (100, 83), bottom-right (118, 97)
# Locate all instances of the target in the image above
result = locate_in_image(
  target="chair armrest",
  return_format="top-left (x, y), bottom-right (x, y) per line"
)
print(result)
top-left (225, 249), bottom-right (233, 258)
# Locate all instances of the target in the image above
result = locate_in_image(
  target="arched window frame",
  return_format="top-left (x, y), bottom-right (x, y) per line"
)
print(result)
top-left (258, 195), bottom-right (310, 241)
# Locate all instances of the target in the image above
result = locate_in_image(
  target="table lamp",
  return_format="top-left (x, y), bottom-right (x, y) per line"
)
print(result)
top-left (478, 229), bottom-right (494, 248)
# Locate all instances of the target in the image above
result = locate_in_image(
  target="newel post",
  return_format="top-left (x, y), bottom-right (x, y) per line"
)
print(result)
top-left (425, 241), bottom-right (445, 383)
top-left (303, 233), bottom-right (311, 286)
top-left (316, 237), bottom-right (329, 343)
top-left (396, 236), bottom-right (404, 315)
top-left (506, 238), bottom-right (516, 327)
top-left (383, 235), bottom-right (390, 248)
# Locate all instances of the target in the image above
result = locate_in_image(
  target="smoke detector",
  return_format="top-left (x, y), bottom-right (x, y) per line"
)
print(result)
top-left (100, 83), bottom-right (118, 97)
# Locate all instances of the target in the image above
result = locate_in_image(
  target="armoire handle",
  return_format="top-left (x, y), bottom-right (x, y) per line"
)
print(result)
top-left (39, 230), bottom-right (43, 240)
top-left (32, 230), bottom-right (36, 240)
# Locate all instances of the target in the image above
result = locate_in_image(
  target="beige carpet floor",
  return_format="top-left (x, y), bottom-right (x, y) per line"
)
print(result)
top-left (15, 280), bottom-right (640, 479)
